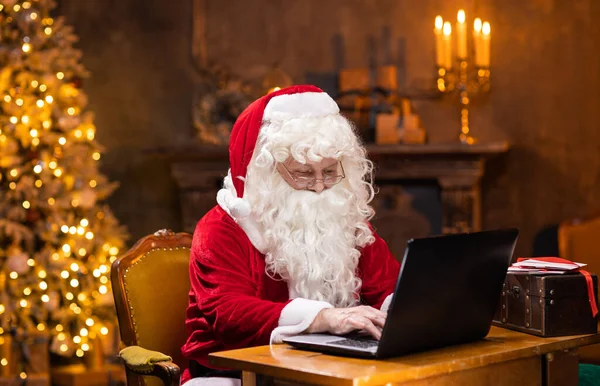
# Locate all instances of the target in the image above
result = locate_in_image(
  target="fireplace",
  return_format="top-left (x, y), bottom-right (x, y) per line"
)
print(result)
top-left (153, 142), bottom-right (508, 259)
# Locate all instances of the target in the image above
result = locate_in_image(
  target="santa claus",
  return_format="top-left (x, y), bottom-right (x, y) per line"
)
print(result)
top-left (181, 85), bottom-right (400, 385)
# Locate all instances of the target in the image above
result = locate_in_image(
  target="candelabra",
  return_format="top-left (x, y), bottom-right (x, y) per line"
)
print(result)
top-left (434, 12), bottom-right (491, 144)
top-left (437, 61), bottom-right (490, 144)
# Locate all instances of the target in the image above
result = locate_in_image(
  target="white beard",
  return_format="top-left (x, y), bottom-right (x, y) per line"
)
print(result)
top-left (247, 177), bottom-right (365, 308)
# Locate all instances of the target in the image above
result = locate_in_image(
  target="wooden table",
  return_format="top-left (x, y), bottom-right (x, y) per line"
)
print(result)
top-left (209, 326), bottom-right (600, 386)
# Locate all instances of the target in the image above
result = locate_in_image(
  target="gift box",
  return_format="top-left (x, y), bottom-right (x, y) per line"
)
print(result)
top-left (0, 332), bottom-right (49, 376)
top-left (0, 332), bottom-right (50, 386)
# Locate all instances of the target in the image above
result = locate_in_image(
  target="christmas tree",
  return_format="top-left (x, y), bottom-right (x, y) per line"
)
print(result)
top-left (0, 0), bottom-right (128, 366)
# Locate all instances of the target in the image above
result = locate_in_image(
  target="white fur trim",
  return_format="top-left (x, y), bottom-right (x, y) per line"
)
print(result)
top-left (263, 92), bottom-right (339, 121)
top-left (216, 170), bottom-right (267, 253)
top-left (270, 298), bottom-right (333, 344)
top-left (380, 293), bottom-right (393, 314)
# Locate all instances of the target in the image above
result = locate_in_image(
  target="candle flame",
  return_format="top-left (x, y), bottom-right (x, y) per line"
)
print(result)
top-left (443, 21), bottom-right (452, 36)
top-left (435, 16), bottom-right (443, 30)
top-left (482, 21), bottom-right (491, 35)
top-left (474, 18), bottom-right (482, 32)
top-left (457, 10), bottom-right (465, 24)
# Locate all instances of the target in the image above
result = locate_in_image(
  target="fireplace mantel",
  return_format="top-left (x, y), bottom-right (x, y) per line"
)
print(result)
top-left (150, 142), bottom-right (509, 256)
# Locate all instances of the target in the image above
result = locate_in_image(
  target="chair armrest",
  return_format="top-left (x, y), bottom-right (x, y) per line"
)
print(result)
top-left (118, 345), bottom-right (180, 386)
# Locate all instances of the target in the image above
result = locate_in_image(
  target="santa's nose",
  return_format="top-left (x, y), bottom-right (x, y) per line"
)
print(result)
top-left (309, 180), bottom-right (325, 193)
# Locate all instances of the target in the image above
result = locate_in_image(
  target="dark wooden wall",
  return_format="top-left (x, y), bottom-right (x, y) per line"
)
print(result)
top-left (59, 0), bottom-right (600, 256)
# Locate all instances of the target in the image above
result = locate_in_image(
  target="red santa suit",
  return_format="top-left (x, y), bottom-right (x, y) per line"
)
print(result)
top-left (180, 86), bottom-right (401, 384)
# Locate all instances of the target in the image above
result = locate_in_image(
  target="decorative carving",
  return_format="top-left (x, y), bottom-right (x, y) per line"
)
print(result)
top-left (150, 142), bottom-right (508, 240)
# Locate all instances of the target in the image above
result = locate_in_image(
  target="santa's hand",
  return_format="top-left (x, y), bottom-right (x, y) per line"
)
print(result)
top-left (306, 306), bottom-right (386, 340)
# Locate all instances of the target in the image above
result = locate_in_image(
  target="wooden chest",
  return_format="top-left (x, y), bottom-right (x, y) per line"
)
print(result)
top-left (492, 273), bottom-right (599, 337)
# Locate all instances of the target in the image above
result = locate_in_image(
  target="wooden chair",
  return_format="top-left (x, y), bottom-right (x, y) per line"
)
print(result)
top-left (111, 229), bottom-right (193, 386)
top-left (559, 217), bottom-right (600, 365)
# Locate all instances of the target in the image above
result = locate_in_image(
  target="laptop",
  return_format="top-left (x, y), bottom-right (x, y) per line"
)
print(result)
top-left (283, 228), bottom-right (519, 359)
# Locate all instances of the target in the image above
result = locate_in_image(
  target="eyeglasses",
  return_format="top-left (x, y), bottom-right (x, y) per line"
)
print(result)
top-left (279, 162), bottom-right (346, 189)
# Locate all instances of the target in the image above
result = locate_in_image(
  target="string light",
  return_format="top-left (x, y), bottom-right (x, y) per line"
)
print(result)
top-left (22, 43), bottom-right (31, 53)
top-left (37, 324), bottom-right (45, 331)
top-left (19, 300), bottom-right (27, 307)
top-left (100, 327), bottom-right (109, 335)
top-left (23, 288), bottom-right (31, 296)
top-left (77, 227), bottom-right (84, 235)
top-left (16, 99), bottom-right (23, 106)
top-left (32, 138), bottom-right (39, 146)
top-left (47, 198), bottom-right (55, 205)
top-left (0, 359), bottom-right (7, 366)
top-left (56, 72), bottom-right (64, 80)
top-left (86, 318), bottom-right (94, 327)
top-left (36, 100), bottom-right (44, 108)
top-left (0, 305), bottom-right (4, 314)
top-left (80, 328), bottom-right (88, 337)
top-left (56, 324), bottom-right (64, 332)
top-left (45, 95), bottom-right (53, 103)
top-left (39, 282), bottom-right (47, 290)
top-left (4, 95), bottom-right (11, 102)
top-left (65, 293), bottom-right (74, 300)
top-left (19, 373), bottom-right (27, 380)
top-left (81, 344), bottom-right (89, 351)
top-left (92, 152), bottom-right (100, 160)
top-left (70, 279), bottom-right (79, 287)
top-left (76, 350), bottom-right (84, 357)
top-left (22, 116), bottom-right (29, 124)
top-left (99, 285), bottom-right (108, 294)
top-left (44, 27), bottom-right (52, 35)
top-left (9, 116), bottom-right (18, 124)
top-left (9, 182), bottom-right (16, 190)
top-left (27, 259), bottom-right (34, 267)
top-left (85, 232), bottom-right (94, 240)
top-left (70, 263), bottom-right (79, 271)
top-left (22, 2), bottom-right (31, 9)
top-left (39, 84), bottom-right (47, 92)
top-left (10, 169), bottom-right (18, 177)
top-left (30, 12), bottom-right (37, 20)
top-left (60, 270), bottom-right (69, 278)
top-left (41, 294), bottom-right (49, 302)
top-left (67, 107), bottom-right (75, 115)
top-left (80, 218), bottom-right (89, 227)
top-left (73, 336), bottom-right (81, 344)
top-left (43, 120), bottom-right (51, 129)
top-left (54, 168), bottom-right (62, 177)
top-left (9, 272), bottom-right (18, 279)
top-left (29, 129), bottom-right (37, 137)
top-left (59, 345), bottom-right (68, 353)
top-left (13, 4), bottom-right (21, 11)
top-left (31, 80), bottom-right (38, 87)
top-left (22, 201), bottom-right (30, 209)
top-left (38, 270), bottom-right (47, 278)
top-left (35, 180), bottom-right (42, 188)
top-left (61, 225), bottom-right (69, 233)
top-left (89, 180), bottom-right (97, 188)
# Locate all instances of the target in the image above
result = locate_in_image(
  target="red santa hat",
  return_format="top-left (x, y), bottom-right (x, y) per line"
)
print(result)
top-left (228, 84), bottom-right (340, 198)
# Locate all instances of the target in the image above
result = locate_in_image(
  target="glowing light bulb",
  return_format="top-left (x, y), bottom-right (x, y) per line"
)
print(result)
top-left (22, 43), bottom-right (31, 53)
top-left (56, 324), bottom-right (63, 332)
top-left (29, 12), bottom-right (37, 20)
top-left (435, 16), bottom-right (443, 30)
top-left (19, 299), bottom-right (27, 307)
top-left (27, 259), bottom-right (34, 267)
top-left (67, 107), bottom-right (75, 115)
top-left (32, 138), bottom-right (39, 146)
top-left (36, 100), bottom-right (44, 108)
top-left (70, 279), bottom-right (79, 287)
top-left (85, 232), bottom-right (94, 240)
top-left (23, 288), bottom-right (31, 296)
top-left (65, 292), bottom-right (74, 300)
top-left (39, 282), bottom-right (47, 290)
top-left (109, 247), bottom-right (119, 256)
top-left (77, 227), bottom-right (84, 235)
top-left (59, 345), bottom-right (68, 352)
top-left (100, 327), bottom-right (109, 335)
top-left (482, 21), bottom-right (491, 36)
top-left (56, 72), bottom-right (64, 80)
top-left (71, 263), bottom-right (79, 271)
top-left (93, 269), bottom-right (101, 277)
top-left (39, 84), bottom-right (47, 92)
top-left (61, 225), bottom-right (69, 233)
top-left (80, 218), bottom-right (89, 227)
top-left (44, 27), bottom-right (52, 35)
top-left (45, 95), bottom-right (53, 104)
top-left (22, 201), bottom-right (30, 209)
top-left (54, 169), bottom-right (62, 177)
top-left (99, 285), bottom-right (108, 294)
top-left (33, 165), bottom-right (42, 173)
top-left (62, 244), bottom-right (71, 253)
top-left (29, 129), bottom-right (37, 137)
top-left (9, 116), bottom-right (17, 124)
top-left (9, 272), bottom-right (18, 279)
top-left (92, 152), bottom-right (101, 160)
top-left (73, 336), bottom-right (81, 344)
top-left (86, 318), bottom-right (94, 327)
top-left (38, 270), bottom-right (47, 278)
top-left (78, 248), bottom-right (86, 256)
top-left (61, 270), bottom-right (69, 278)
top-left (74, 130), bottom-right (82, 138)
top-left (37, 323), bottom-right (45, 331)
top-left (0, 305), bottom-right (4, 314)
top-left (43, 120), bottom-right (51, 129)
top-left (19, 372), bottom-right (26, 380)
top-left (474, 18), bottom-right (482, 33)
top-left (31, 80), bottom-right (38, 87)
top-left (76, 350), bottom-right (84, 357)
top-left (23, 2), bottom-right (31, 9)
top-left (81, 343), bottom-right (89, 351)
top-left (58, 137), bottom-right (66, 145)
top-left (47, 198), bottom-right (55, 205)
top-left (89, 180), bottom-right (97, 188)
top-left (35, 180), bottom-right (43, 188)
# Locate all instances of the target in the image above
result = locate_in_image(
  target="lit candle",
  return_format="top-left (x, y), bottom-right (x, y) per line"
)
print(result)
top-left (456, 10), bottom-right (467, 59)
top-left (442, 22), bottom-right (453, 70)
top-left (473, 18), bottom-right (482, 67)
top-left (434, 16), bottom-right (444, 68)
top-left (481, 21), bottom-right (491, 67)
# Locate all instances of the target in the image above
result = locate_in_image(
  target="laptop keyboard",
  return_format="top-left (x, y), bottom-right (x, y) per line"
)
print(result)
top-left (328, 337), bottom-right (379, 349)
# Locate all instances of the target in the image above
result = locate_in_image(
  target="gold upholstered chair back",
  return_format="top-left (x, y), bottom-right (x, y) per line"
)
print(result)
top-left (559, 217), bottom-right (600, 365)
top-left (111, 229), bottom-right (193, 386)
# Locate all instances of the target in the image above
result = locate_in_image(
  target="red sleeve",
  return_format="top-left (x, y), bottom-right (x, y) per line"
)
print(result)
top-left (358, 230), bottom-right (401, 309)
top-left (190, 218), bottom-right (291, 349)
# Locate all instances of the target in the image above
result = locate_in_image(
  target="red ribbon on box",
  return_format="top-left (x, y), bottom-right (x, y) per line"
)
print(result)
top-left (516, 257), bottom-right (599, 318)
